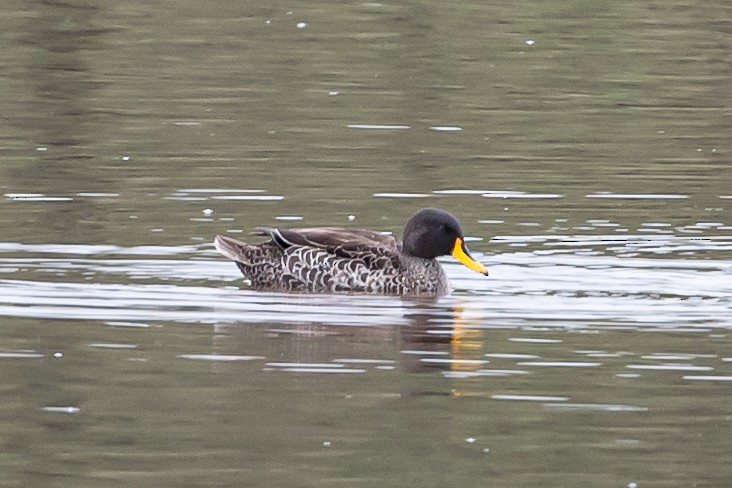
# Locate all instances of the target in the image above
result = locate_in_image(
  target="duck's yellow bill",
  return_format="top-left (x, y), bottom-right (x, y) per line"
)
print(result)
top-left (451, 238), bottom-right (488, 276)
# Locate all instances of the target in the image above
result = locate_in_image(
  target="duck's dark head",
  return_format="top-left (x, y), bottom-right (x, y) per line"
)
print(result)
top-left (402, 208), bottom-right (488, 275)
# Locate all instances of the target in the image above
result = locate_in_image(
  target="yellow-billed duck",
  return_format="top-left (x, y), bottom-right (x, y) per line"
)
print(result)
top-left (214, 208), bottom-right (488, 296)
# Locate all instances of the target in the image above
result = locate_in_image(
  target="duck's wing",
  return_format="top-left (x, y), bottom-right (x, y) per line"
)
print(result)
top-left (255, 226), bottom-right (401, 271)
top-left (255, 227), bottom-right (399, 252)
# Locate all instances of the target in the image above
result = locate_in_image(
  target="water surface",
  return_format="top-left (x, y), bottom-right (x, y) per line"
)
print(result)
top-left (0, 1), bottom-right (730, 487)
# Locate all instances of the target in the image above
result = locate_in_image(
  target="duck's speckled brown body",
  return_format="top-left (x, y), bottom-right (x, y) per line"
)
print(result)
top-left (214, 208), bottom-right (487, 296)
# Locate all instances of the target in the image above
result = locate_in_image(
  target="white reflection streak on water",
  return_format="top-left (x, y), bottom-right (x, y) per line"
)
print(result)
top-left (0, 280), bottom-right (408, 325)
top-left (0, 242), bottom-right (730, 328)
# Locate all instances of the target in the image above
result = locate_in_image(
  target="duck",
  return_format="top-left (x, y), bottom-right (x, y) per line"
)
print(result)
top-left (213, 207), bottom-right (488, 296)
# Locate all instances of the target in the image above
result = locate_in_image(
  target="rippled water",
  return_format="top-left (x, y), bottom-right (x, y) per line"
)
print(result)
top-left (2, 0), bottom-right (731, 486)
top-left (1, 233), bottom-right (731, 327)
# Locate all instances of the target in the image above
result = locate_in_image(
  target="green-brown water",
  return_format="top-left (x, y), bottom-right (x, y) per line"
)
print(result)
top-left (1, 1), bottom-right (730, 487)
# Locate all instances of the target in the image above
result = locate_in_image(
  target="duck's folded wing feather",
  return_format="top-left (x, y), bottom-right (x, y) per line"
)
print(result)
top-left (254, 227), bottom-right (402, 270)
top-left (255, 227), bottom-right (398, 251)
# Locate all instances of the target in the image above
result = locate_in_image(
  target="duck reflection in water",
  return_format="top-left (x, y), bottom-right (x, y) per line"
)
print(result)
top-left (400, 303), bottom-right (487, 379)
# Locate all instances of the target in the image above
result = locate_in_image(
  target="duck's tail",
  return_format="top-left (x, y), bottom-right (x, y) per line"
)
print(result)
top-left (213, 235), bottom-right (255, 262)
